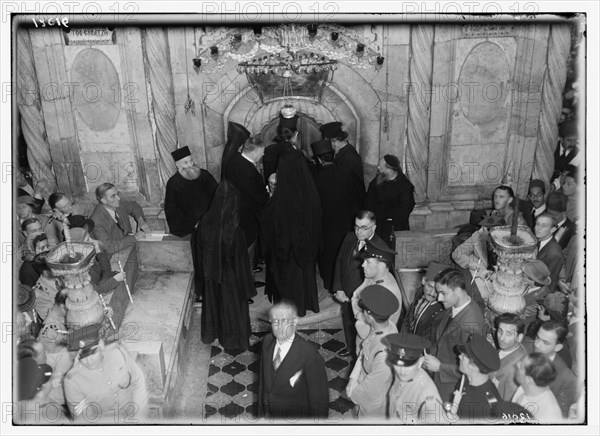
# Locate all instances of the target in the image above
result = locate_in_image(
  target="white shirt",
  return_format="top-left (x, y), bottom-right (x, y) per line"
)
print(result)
top-left (274, 334), bottom-right (295, 364)
top-left (532, 204), bottom-right (546, 218)
top-left (512, 386), bottom-right (562, 423)
top-left (452, 297), bottom-right (471, 318)
top-left (538, 236), bottom-right (552, 252)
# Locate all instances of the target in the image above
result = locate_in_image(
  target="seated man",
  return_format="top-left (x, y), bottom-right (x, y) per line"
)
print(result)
top-left (48, 192), bottom-right (95, 237)
top-left (19, 232), bottom-right (49, 287)
top-left (520, 179), bottom-right (547, 230)
top-left (90, 183), bottom-right (150, 256)
top-left (17, 196), bottom-right (59, 248)
top-left (32, 253), bottom-right (63, 322)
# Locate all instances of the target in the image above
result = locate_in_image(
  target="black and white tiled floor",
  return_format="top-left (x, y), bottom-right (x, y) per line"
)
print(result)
top-left (202, 328), bottom-right (355, 422)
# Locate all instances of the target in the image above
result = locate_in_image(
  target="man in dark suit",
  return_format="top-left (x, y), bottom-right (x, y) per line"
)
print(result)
top-left (320, 121), bottom-right (365, 204)
top-left (533, 320), bottom-right (579, 418)
top-left (365, 155), bottom-right (415, 248)
top-left (519, 179), bottom-right (547, 230)
top-left (332, 210), bottom-right (385, 358)
top-left (535, 213), bottom-right (565, 292)
top-left (400, 261), bottom-right (447, 346)
top-left (222, 134), bottom-right (269, 289)
top-left (545, 191), bottom-right (576, 250)
top-left (258, 301), bottom-right (329, 420)
top-left (90, 183), bottom-right (150, 256)
top-left (552, 119), bottom-right (580, 183)
top-left (311, 139), bottom-right (362, 291)
top-left (422, 268), bottom-right (485, 402)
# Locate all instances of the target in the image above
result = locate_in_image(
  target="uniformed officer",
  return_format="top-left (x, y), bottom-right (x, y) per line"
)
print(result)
top-left (453, 333), bottom-right (502, 422)
top-left (63, 323), bottom-right (148, 423)
top-left (346, 285), bottom-right (399, 418)
top-left (385, 333), bottom-right (443, 423)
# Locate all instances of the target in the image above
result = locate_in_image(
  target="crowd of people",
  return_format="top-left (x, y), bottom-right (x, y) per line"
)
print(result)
top-left (13, 113), bottom-right (583, 424)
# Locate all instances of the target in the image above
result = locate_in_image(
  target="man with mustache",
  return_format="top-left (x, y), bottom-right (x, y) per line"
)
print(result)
top-left (165, 146), bottom-right (217, 238)
top-left (165, 146), bottom-right (218, 303)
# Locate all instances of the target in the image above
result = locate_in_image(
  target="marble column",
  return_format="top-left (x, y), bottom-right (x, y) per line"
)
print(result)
top-left (16, 30), bottom-right (57, 198)
top-left (532, 24), bottom-right (571, 183)
top-left (143, 28), bottom-right (178, 191)
top-left (406, 25), bottom-right (434, 205)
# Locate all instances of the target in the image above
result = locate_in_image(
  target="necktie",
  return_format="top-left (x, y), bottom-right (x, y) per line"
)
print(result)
top-left (358, 240), bottom-right (366, 251)
top-left (273, 347), bottom-right (282, 371)
top-left (531, 209), bottom-right (536, 224)
top-left (115, 211), bottom-right (125, 235)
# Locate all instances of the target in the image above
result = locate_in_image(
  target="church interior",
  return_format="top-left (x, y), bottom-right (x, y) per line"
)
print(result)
top-left (9, 12), bottom-right (588, 426)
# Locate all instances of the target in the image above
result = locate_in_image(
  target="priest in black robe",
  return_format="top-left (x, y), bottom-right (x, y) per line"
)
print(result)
top-left (259, 150), bottom-right (322, 317)
top-left (311, 139), bottom-right (361, 291)
top-left (365, 154), bottom-right (415, 248)
top-left (262, 113), bottom-right (299, 182)
top-left (165, 146), bottom-right (217, 301)
top-left (199, 180), bottom-right (255, 352)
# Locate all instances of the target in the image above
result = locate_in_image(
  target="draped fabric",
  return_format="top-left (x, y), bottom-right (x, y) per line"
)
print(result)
top-left (200, 181), bottom-right (255, 351)
top-left (259, 150), bottom-right (322, 317)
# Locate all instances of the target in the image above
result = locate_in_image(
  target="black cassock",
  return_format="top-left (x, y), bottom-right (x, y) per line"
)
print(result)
top-left (165, 170), bottom-right (217, 301)
top-left (365, 173), bottom-right (415, 247)
top-left (200, 181), bottom-right (255, 352)
top-left (313, 162), bottom-right (362, 291)
top-left (165, 170), bottom-right (217, 237)
top-left (259, 150), bottom-right (322, 317)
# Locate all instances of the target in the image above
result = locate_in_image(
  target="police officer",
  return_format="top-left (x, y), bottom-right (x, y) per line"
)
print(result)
top-left (454, 333), bottom-right (502, 421)
top-left (63, 324), bottom-right (148, 423)
top-left (385, 333), bottom-right (442, 423)
top-left (346, 285), bottom-right (399, 418)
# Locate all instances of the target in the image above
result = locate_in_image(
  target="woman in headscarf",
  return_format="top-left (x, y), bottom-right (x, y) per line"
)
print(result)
top-left (200, 180), bottom-right (255, 352)
top-left (259, 150), bottom-right (322, 317)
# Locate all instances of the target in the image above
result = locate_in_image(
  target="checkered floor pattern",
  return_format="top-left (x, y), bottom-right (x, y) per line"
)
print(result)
top-left (204, 328), bottom-right (355, 421)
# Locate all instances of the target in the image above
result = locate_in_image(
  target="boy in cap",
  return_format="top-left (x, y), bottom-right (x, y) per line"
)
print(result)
top-left (64, 323), bottom-right (148, 423)
top-left (365, 154), bottom-right (415, 248)
top-left (454, 333), bottom-right (502, 421)
top-left (320, 121), bottom-right (365, 200)
top-left (352, 238), bottom-right (403, 338)
top-left (385, 333), bottom-right (442, 423)
top-left (400, 261), bottom-right (448, 345)
top-left (165, 145), bottom-right (218, 238)
top-left (346, 285), bottom-right (399, 418)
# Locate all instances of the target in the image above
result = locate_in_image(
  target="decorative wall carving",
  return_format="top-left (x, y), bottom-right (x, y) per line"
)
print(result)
top-left (458, 42), bottom-right (510, 125)
top-left (71, 48), bottom-right (121, 131)
top-left (462, 25), bottom-right (515, 37)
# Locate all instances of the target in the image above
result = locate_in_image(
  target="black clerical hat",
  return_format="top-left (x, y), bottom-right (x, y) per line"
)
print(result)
top-left (171, 146), bottom-right (191, 162)
top-left (383, 154), bottom-right (401, 171)
top-left (311, 139), bottom-right (333, 156)
top-left (320, 121), bottom-right (347, 140)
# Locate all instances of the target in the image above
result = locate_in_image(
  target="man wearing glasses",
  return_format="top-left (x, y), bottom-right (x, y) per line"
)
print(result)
top-left (257, 301), bottom-right (329, 420)
top-left (521, 179), bottom-right (547, 230)
top-left (332, 210), bottom-right (386, 359)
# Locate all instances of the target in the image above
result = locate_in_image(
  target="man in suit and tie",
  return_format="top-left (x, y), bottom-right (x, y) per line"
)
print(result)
top-left (400, 261), bottom-right (448, 345)
top-left (90, 182), bottom-right (150, 256)
top-left (545, 191), bottom-right (576, 250)
top-left (490, 313), bottom-right (528, 401)
top-left (320, 121), bottom-right (365, 205)
top-left (532, 320), bottom-right (579, 418)
top-left (222, 134), bottom-right (269, 291)
top-left (535, 213), bottom-right (565, 293)
top-left (258, 300), bottom-right (329, 420)
top-left (422, 268), bottom-right (485, 403)
top-left (332, 210), bottom-right (385, 358)
top-left (520, 179), bottom-right (547, 230)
